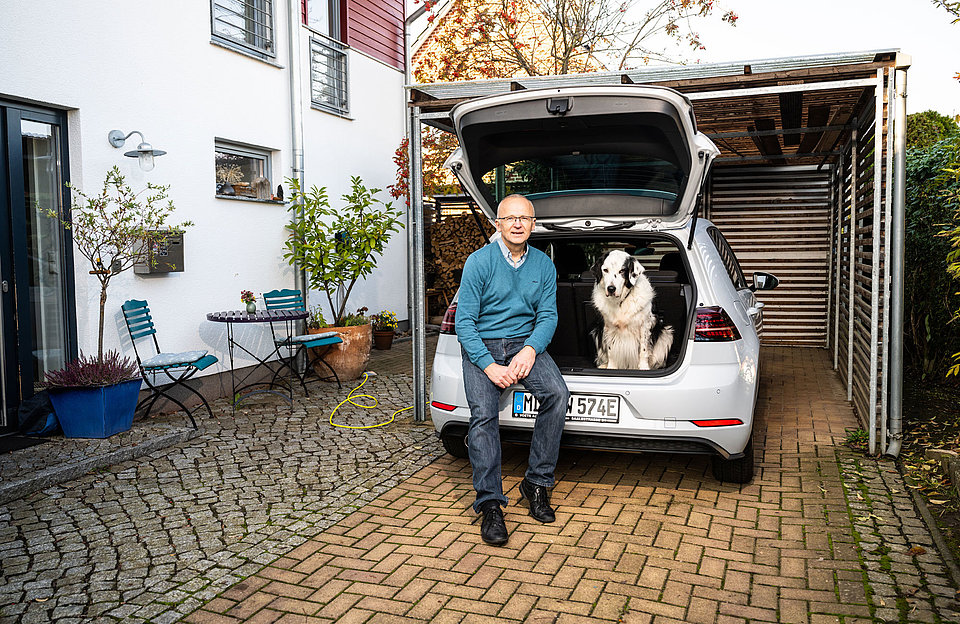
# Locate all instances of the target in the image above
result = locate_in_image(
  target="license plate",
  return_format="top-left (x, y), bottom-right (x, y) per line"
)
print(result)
top-left (512, 391), bottom-right (620, 423)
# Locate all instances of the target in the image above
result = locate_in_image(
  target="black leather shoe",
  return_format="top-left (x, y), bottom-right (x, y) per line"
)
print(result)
top-left (479, 501), bottom-right (508, 545)
top-left (518, 478), bottom-right (556, 523)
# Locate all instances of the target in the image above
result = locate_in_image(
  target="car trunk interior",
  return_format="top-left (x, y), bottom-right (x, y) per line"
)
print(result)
top-left (532, 234), bottom-right (694, 376)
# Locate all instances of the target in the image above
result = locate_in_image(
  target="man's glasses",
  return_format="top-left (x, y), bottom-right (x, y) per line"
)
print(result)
top-left (496, 215), bottom-right (534, 225)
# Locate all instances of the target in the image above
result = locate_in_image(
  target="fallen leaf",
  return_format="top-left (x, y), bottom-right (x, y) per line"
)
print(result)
top-left (907, 546), bottom-right (927, 556)
top-left (928, 499), bottom-right (950, 505)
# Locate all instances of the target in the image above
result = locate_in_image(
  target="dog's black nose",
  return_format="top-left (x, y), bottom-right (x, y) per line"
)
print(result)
top-left (607, 285), bottom-right (616, 294)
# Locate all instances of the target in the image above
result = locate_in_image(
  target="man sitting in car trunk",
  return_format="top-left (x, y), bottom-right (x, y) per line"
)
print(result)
top-left (456, 193), bottom-right (571, 546)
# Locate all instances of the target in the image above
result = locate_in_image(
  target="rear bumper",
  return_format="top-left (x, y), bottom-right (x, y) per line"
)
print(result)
top-left (437, 422), bottom-right (743, 459)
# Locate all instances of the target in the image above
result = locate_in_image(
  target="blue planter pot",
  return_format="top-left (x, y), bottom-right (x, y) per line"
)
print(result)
top-left (48, 379), bottom-right (141, 438)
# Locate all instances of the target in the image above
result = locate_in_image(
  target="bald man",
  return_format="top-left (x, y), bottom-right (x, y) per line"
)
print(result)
top-left (456, 194), bottom-right (570, 545)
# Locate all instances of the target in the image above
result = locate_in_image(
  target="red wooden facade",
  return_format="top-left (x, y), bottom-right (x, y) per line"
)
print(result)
top-left (302, 0), bottom-right (405, 71)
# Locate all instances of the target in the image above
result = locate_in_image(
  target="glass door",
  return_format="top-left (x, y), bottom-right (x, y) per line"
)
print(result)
top-left (0, 102), bottom-right (76, 431)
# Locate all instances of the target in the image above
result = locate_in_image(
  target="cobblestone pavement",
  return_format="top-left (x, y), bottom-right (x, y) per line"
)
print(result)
top-left (0, 338), bottom-right (441, 623)
top-left (183, 348), bottom-right (960, 624)
top-left (2, 343), bottom-right (959, 623)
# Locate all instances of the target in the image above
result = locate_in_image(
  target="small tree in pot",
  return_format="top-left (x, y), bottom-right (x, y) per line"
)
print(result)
top-left (42, 166), bottom-right (192, 437)
top-left (48, 166), bottom-right (192, 359)
top-left (283, 176), bottom-right (402, 379)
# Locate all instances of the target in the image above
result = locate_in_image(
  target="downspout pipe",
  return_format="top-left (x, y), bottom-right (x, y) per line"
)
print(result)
top-left (288, 0), bottom-right (306, 295)
top-left (885, 66), bottom-right (908, 458)
top-left (404, 7), bottom-right (419, 333)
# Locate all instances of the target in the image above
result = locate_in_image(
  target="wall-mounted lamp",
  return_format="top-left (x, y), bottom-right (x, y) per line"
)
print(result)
top-left (107, 129), bottom-right (167, 172)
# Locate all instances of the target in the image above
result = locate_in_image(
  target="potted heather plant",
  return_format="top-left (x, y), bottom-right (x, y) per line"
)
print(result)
top-left (283, 176), bottom-right (402, 379)
top-left (42, 166), bottom-right (191, 437)
top-left (42, 351), bottom-right (141, 438)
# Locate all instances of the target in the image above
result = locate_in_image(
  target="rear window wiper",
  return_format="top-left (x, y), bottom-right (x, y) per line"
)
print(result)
top-left (542, 221), bottom-right (636, 232)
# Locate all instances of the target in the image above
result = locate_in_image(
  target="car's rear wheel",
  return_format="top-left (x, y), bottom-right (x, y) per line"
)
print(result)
top-left (441, 432), bottom-right (469, 459)
top-left (711, 437), bottom-right (754, 483)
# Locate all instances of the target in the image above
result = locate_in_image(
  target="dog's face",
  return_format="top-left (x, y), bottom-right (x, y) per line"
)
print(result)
top-left (591, 250), bottom-right (643, 299)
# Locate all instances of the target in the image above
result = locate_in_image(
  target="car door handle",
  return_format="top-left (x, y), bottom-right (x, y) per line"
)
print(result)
top-left (747, 302), bottom-right (765, 316)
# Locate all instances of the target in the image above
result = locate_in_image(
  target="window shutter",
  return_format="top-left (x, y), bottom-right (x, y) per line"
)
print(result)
top-left (301, 0), bottom-right (308, 25)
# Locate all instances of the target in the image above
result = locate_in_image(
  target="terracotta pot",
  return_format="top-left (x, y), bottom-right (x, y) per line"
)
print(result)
top-left (373, 330), bottom-right (395, 350)
top-left (308, 324), bottom-right (371, 381)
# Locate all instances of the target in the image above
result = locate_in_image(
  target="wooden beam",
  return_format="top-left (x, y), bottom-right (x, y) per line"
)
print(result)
top-left (750, 119), bottom-right (786, 165)
top-left (780, 91), bottom-right (803, 146)
top-left (649, 61), bottom-right (891, 92)
top-left (798, 105), bottom-right (832, 153)
top-left (410, 88), bottom-right (439, 103)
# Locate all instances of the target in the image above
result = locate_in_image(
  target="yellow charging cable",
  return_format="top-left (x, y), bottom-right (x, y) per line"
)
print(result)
top-left (329, 372), bottom-right (413, 429)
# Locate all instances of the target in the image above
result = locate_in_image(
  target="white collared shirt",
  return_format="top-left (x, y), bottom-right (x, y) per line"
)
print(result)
top-left (497, 237), bottom-right (528, 268)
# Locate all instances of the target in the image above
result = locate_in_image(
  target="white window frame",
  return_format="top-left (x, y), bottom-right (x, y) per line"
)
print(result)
top-left (211, 0), bottom-right (276, 60)
top-left (304, 0), bottom-right (341, 40)
top-left (215, 140), bottom-right (275, 200)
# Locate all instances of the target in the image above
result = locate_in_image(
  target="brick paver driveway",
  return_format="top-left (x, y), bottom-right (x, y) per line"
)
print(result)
top-left (184, 348), bottom-right (960, 623)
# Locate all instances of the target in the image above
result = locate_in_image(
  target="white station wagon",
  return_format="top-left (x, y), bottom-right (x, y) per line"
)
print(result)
top-left (429, 85), bottom-right (779, 483)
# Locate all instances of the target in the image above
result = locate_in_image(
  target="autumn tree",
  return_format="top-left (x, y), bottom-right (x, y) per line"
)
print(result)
top-left (414, 0), bottom-right (738, 83)
top-left (408, 0), bottom-right (738, 198)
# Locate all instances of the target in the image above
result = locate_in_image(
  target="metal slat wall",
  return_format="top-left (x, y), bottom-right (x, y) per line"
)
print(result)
top-left (827, 69), bottom-right (892, 444)
top-left (706, 166), bottom-right (833, 346)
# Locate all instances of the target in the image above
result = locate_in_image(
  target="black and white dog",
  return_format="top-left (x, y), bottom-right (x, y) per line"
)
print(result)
top-left (590, 250), bottom-right (673, 370)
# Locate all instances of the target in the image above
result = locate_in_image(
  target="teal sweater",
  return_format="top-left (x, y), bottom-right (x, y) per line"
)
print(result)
top-left (455, 242), bottom-right (558, 370)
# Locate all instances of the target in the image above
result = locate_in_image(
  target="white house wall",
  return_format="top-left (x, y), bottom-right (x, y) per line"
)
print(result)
top-left (0, 1), bottom-right (408, 373)
top-left (301, 47), bottom-right (409, 324)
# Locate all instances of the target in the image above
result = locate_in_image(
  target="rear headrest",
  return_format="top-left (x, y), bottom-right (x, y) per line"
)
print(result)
top-left (554, 244), bottom-right (588, 279)
top-left (659, 252), bottom-right (684, 274)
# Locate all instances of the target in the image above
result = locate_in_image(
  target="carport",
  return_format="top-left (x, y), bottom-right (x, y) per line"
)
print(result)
top-left (405, 49), bottom-right (910, 456)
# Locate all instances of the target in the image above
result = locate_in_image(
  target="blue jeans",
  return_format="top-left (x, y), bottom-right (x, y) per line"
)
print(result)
top-left (461, 338), bottom-right (570, 512)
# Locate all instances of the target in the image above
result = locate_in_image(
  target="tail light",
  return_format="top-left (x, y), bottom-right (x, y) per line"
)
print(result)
top-left (695, 306), bottom-right (741, 342)
top-left (692, 418), bottom-right (744, 427)
top-left (439, 302), bottom-right (457, 335)
top-left (431, 401), bottom-right (457, 411)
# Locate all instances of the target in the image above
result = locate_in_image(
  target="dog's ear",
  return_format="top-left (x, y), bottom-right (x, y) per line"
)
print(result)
top-left (624, 257), bottom-right (641, 289)
top-left (590, 252), bottom-right (608, 282)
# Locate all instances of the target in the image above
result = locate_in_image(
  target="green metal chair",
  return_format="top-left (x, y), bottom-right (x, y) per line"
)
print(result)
top-left (262, 289), bottom-right (343, 391)
top-left (122, 299), bottom-right (218, 428)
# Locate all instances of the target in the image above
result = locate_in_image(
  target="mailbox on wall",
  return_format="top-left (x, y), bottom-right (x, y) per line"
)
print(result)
top-left (134, 232), bottom-right (184, 274)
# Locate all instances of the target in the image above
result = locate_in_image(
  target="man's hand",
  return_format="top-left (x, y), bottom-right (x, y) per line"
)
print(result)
top-left (508, 346), bottom-right (537, 380)
top-left (484, 363), bottom-right (518, 389)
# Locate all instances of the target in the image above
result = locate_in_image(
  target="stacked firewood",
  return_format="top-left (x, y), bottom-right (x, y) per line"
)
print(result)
top-left (428, 213), bottom-right (494, 303)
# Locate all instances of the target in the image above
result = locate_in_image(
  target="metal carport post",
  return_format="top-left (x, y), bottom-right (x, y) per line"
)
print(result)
top-left (408, 107), bottom-right (451, 422)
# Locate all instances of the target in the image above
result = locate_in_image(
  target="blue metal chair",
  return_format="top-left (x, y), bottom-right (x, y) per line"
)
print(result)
top-left (122, 299), bottom-right (218, 428)
top-left (262, 289), bottom-right (342, 391)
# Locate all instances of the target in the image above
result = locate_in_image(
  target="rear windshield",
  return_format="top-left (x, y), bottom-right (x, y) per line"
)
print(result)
top-left (482, 154), bottom-right (684, 201)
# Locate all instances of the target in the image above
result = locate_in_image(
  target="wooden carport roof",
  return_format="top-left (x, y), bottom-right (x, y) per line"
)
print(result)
top-left (407, 49), bottom-right (906, 167)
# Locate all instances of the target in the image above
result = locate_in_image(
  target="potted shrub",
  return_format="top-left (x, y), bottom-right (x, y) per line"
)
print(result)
top-left (283, 176), bottom-right (402, 380)
top-left (43, 166), bottom-right (191, 437)
top-left (371, 309), bottom-right (399, 350)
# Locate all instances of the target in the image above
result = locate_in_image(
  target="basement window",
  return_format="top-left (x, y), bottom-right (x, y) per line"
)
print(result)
top-left (215, 141), bottom-right (275, 200)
